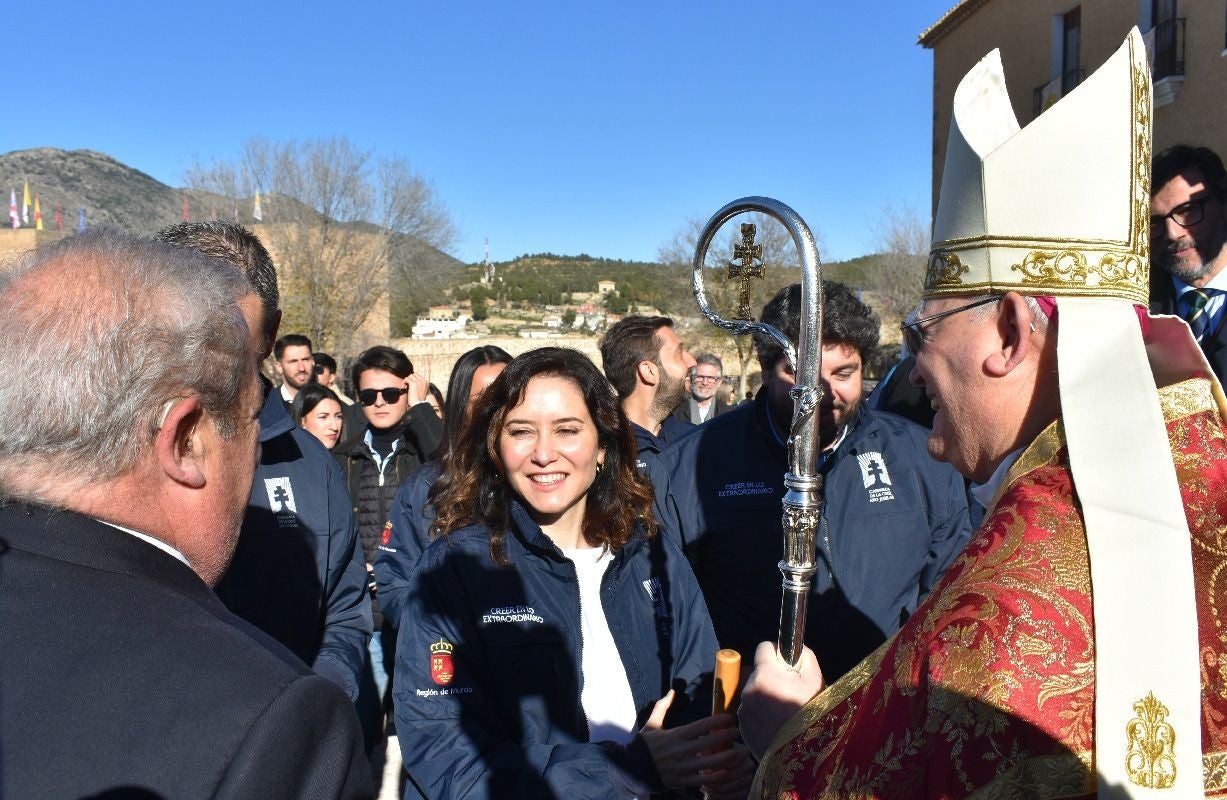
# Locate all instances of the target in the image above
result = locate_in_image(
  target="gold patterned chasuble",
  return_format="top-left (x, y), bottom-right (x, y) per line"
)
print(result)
top-left (754, 379), bottom-right (1227, 799)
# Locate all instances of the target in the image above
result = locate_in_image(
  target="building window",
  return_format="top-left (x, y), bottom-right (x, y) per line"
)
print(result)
top-left (1062, 7), bottom-right (1082, 93)
top-left (1151, 0), bottom-right (1184, 79)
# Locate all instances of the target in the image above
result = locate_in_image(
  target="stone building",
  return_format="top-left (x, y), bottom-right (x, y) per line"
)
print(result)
top-left (920, 0), bottom-right (1227, 214)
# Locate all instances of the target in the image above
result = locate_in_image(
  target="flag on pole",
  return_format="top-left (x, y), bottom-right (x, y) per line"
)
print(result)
top-left (21, 180), bottom-right (30, 225)
top-left (77, 207), bottom-right (87, 233)
top-left (54, 203), bottom-right (63, 231)
top-left (8, 189), bottom-right (18, 229)
top-left (182, 196), bottom-right (190, 222)
top-left (34, 197), bottom-right (42, 231)
top-left (253, 191), bottom-right (263, 222)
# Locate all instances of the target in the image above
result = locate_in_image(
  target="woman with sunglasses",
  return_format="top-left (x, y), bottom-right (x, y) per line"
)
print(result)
top-left (333, 345), bottom-right (444, 709)
top-left (394, 347), bottom-right (752, 799)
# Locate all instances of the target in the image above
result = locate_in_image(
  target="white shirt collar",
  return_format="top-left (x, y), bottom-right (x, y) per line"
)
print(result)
top-left (279, 384), bottom-right (295, 403)
top-left (969, 447), bottom-right (1025, 511)
top-left (98, 519), bottom-right (192, 567)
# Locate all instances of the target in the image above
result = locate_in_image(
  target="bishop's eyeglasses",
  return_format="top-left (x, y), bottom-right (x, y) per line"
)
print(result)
top-left (901, 296), bottom-right (1001, 355)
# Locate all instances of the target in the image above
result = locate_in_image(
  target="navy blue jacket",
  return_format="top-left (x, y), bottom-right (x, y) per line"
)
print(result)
top-left (630, 416), bottom-right (696, 474)
top-left (216, 384), bottom-right (373, 702)
top-left (374, 460), bottom-right (442, 630)
top-left (653, 393), bottom-right (972, 682)
top-left (393, 501), bottom-right (718, 800)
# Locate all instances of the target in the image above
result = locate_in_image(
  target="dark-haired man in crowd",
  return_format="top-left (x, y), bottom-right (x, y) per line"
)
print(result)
top-left (1150, 144), bottom-right (1227, 380)
top-left (157, 222), bottom-right (371, 708)
top-left (599, 315), bottom-right (698, 473)
top-left (275, 333), bottom-right (316, 414)
top-left (654, 282), bottom-right (972, 681)
top-left (314, 351), bottom-right (355, 406)
top-left (0, 229), bottom-right (370, 798)
top-left (672, 353), bottom-right (733, 425)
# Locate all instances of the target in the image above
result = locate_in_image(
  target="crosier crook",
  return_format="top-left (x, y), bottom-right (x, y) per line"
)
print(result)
top-left (690, 197), bottom-right (825, 669)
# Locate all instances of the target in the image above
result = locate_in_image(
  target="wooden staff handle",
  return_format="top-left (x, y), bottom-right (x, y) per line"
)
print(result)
top-left (712, 648), bottom-right (742, 715)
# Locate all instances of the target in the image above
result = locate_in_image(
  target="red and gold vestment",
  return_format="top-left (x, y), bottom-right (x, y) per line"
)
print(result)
top-left (755, 378), bottom-right (1227, 799)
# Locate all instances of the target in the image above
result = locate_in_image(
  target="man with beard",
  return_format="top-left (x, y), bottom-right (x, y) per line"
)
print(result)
top-left (672, 353), bottom-right (734, 424)
top-left (654, 281), bottom-right (972, 680)
top-left (1149, 145), bottom-right (1227, 381)
top-left (599, 315), bottom-right (698, 474)
top-left (275, 334), bottom-right (316, 414)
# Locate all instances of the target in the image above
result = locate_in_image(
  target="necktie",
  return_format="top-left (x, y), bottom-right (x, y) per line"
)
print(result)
top-left (1184, 289), bottom-right (1211, 341)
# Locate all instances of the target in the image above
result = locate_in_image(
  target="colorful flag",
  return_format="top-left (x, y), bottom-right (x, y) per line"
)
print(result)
top-left (21, 180), bottom-right (30, 224)
top-left (8, 189), bottom-right (18, 229)
top-left (54, 203), bottom-right (63, 231)
top-left (182, 196), bottom-right (190, 222)
top-left (34, 197), bottom-right (42, 231)
top-left (253, 191), bottom-right (263, 222)
top-left (77, 207), bottom-right (87, 233)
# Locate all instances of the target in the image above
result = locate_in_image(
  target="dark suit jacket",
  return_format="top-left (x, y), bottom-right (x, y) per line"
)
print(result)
top-left (0, 504), bottom-right (372, 800)
top-left (1150, 273), bottom-right (1227, 382)
top-left (670, 395), bottom-right (733, 425)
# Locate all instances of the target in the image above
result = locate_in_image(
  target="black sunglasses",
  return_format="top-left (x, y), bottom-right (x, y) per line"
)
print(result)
top-left (358, 387), bottom-right (409, 406)
top-left (901, 296), bottom-right (1000, 354)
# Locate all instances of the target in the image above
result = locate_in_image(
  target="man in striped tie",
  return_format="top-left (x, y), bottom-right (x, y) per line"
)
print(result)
top-left (1150, 144), bottom-right (1227, 380)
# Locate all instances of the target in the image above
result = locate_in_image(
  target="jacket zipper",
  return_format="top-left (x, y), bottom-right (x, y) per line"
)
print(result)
top-left (565, 555), bottom-right (590, 742)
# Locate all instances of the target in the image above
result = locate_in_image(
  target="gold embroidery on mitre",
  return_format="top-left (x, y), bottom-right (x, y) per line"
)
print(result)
top-left (925, 251), bottom-right (968, 291)
top-left (1009, 249), bottom-right (1146, 301)
top-left (1125, 692), bottom-right (1178, 789)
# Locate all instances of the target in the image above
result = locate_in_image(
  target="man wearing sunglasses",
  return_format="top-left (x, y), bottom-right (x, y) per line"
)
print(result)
top-left (1149, 144), bottom-right (1227, 381)
top-left (333, 345), bottom-right (443, 739)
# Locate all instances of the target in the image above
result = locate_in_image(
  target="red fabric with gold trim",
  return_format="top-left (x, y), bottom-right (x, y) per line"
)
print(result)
top-left (756, 389), bottom-right (1227, 799)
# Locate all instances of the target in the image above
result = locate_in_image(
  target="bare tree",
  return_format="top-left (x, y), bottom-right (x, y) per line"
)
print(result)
top-left (184, 137), bottom-right (456, 354)
top-left (863, 203), bottom-right (930, 325)
top-left (657, 212), bottom-right (818, 398)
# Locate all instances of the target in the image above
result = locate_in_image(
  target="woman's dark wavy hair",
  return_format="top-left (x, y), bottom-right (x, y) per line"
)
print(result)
top-left (440, 345), bottom-right (513, 456)
top-left (430, 346), bottom-right (656, 565)
top-left (291, 383), bottom-right (342, 427)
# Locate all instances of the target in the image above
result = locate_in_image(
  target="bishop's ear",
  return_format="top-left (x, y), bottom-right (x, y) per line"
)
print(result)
top-left (154, 397), bottom-right (207, 489)
top-left (984, 292), bottom-right (1038, 378)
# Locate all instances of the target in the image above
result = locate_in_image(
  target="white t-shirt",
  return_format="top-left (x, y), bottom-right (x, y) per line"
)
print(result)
top-left (562, 545), bottom-right (638, 746)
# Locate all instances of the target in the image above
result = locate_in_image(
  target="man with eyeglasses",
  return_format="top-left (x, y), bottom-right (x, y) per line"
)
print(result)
top-left (671, 353), bottom-right (733, 425)
top-left (741, 33), bottom-right (1227, 797)
top-left (1149, 144), bottom-right (1227, 381)
top-left (654, 280), bottom-right (972, 683)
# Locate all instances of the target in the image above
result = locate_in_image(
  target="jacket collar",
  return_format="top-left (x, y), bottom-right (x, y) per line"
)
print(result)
top-left (505, 497), bottom-right (645, 566)
top-left (257, 375), bottom-right (294, 444)
top-left (0, 503), bottom-right (216, 603)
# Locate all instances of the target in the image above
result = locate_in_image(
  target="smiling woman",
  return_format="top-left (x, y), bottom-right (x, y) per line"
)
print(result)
top-left (393, 347), bottom-right (754, 800)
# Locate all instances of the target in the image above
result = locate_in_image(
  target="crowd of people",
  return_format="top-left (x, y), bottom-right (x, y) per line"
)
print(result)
top-left (2, 27), bottom-right (1227, 800)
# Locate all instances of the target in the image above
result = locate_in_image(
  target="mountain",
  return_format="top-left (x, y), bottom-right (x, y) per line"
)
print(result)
top-left (0, 147), bottom-right (235, 234)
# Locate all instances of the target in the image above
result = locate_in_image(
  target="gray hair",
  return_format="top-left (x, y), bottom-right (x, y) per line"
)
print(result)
top-left (0, 228), bottom-right (253, 503)
top-left (695, 353), bottom-right (724, 373)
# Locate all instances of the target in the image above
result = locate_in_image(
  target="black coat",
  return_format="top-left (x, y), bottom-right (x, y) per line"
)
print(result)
top-left (1150, 272), bottom-right (1227, 382)
top-left (0, 504), bottom-right (371, 800)
top-left (334, 403), bottom-right (443, 626)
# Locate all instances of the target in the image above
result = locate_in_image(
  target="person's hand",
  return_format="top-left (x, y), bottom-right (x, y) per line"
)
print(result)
top-left (739, 642), bottom-right (824, 760)
top-left (406, 372), bottom-right (429, 406)
top-left (699, 740), bottom-right (754, 800)
top-left (639, 690), bottom-right (743, 790)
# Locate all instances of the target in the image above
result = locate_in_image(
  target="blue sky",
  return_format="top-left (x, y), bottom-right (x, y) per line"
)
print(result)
top-left (5, 1), bottom-right (956, 264)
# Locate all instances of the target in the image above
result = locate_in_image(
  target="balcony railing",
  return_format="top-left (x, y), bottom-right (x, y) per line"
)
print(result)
top-left (1149, 18), bottom-right (1185, 81)
top-left (1032, 69), bottom-right (1086, 117)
